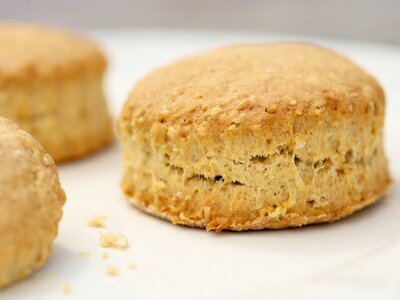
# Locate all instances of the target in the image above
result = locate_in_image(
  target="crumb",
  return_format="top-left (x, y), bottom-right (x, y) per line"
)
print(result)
top-left (62, 283), bottom-right (71, 295)
top-left (79, 251), bottom-right (91, 257)
top-left (127, 262), bottom-right (136, 270)
top-left (88, 216), bottom-right (106, 228)
top-left (102, 252), bottom-right (110, 260)
top-left (106, 265), bottom-right (118, 276)
top-left (100, 232), bottom-right (129, 249)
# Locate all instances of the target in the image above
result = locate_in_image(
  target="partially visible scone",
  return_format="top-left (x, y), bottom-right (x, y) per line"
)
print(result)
top-left (0, 117), bottom-right (66, 288)
top-left (119, 43), bottom-right (391, 231)
top-left (0, 23), bottom-right (113, 162)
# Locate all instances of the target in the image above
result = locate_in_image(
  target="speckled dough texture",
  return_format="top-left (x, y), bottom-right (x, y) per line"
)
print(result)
top-left (0, 23), bottom-right (113, 162)
top-left (0, 117), bottom-right (66, 288)
top-left (119, 43), bottom-right (391, 232)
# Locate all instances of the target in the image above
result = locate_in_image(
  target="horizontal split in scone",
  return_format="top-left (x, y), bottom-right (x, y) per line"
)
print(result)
top-left (120, 108), bottom-right (390, 231)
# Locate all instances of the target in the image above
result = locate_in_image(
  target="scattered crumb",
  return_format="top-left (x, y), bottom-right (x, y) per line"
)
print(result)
top-left (127, 262), bottom-right (136, 270)
top-left (61, 283), bottom-right (71, 295)
top-left (100, 232), bottom-right (129, 249)
top-left (79, 251), bottom-right (91, 257)
top-left (106, 265), bottom-right (118, 276)
top-left (102, 252), bottom-right (110, 260)
top-left (88, 216), bottom-right (107, 228)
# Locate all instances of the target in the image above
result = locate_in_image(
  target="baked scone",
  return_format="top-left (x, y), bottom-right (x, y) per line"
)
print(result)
top-left (0, 117), bottom-right (66, 288)
top-left (0, 23), bottom-right (113, 162)
top-left (118, 43), bottom-right (391, 231)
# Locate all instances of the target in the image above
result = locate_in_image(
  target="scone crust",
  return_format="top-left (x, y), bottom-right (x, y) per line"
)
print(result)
top-left (119, 43), bottom-right (391, 231)
top-left (130, 187), bottom-right (389, 231)
top-left (0, 23), bottom-right (113, 161)
top-left (0, 23), bottom-right (106, 86)
top-left (0, 117), bottom-right (66, 288)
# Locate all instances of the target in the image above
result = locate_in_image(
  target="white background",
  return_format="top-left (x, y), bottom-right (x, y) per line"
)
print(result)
top-left (1, 0), bottom-right (400, 44)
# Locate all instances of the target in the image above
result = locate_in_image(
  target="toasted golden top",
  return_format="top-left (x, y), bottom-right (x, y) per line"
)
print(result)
top-left (0, 23), bottom-right (106, 85)
top-left (121, 43), bottom-right (384, 139)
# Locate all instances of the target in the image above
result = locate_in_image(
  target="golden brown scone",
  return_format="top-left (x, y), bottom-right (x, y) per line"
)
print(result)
top-left (118, 43), bottom-right (391, 232)
top-left (0, 117), bottom-right (66, 288)
top-left (0, 23), bottom-right (113, 162)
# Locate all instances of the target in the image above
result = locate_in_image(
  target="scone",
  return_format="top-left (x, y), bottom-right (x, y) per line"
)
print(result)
top-left (0, 23), bottom-right (113, 162)
top-left (118, 43), bottom-right (391, 232)
top-left (0, 117), bottom-right (66, 288)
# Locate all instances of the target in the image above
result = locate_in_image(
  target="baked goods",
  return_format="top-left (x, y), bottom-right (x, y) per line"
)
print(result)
top-left (99, 232), bottom-right (129, 249)
top-left (0, 117), bottom-right (66, 288)
top-left (118, 43), bottom-right (391, 231)
top-left (0, 23), bottom-right (113, 162)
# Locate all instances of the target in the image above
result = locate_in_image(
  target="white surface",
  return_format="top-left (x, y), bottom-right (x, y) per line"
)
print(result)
top-left (2, 30), bottom-right (400, 300)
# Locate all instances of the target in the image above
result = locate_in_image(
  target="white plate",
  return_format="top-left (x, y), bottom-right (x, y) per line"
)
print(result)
top-left (2, 29), bottom-right (400, 300)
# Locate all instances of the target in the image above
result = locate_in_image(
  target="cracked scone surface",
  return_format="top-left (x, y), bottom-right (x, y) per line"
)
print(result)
top-left (0, 23), bottom-right (113, 162)
top-left (0, 117), bottom-right (66, 288)
top-left (118, 43), bottom-right (391, 231)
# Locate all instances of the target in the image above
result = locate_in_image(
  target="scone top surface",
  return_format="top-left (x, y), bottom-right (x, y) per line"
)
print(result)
top-left (0, 23), bottom-right (106, 85)
top-left (0, 117), bottom-right (66, 288)
top-left (121, 43), bottom-right (384, 138)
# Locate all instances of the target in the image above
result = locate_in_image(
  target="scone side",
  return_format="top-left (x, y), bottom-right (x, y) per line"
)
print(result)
top-left (125, 184), bottom-right (390, 231)
top-left (120, 159), bottom-right (391, 232)
top-left (119, 104), bottom-right (390, 231)
top-left (0, 71), bottom-right (114, 162)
